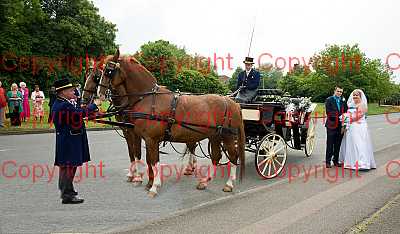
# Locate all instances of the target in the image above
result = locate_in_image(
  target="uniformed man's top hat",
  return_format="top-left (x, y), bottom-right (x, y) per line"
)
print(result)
top-left (54, 78), bottom-right (75, 92)
top-left (243, 57), bottom-right (254, 64)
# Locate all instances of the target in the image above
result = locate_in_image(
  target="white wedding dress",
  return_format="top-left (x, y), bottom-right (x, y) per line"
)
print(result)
top-left (339, 91), bottom-right (376, 170)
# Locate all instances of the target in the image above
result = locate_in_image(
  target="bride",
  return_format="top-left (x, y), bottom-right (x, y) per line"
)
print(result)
top-left (339, 89), bottom-right (376, 170)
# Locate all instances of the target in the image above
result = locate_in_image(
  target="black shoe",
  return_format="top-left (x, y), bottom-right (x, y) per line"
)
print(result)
top-left (333, 162), bottom-right (342, 167)
top-left (62, 196), bottom-right (84, 204)
top-left (326, 163), bottom-right (332, 168)
top-left (60, 190), bottom-right (78, 199)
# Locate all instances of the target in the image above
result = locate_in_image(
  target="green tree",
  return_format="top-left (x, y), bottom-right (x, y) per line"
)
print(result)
top-left (0, 0), bottom-right (117, 93)
top-left (310, 44), bottom-right (395, 102)
top-left (228, 67), bottom-right (243, 91)
top-left (279, 44), bottom-right (397, 102)
top-left (258, 63), bottom-right (284, 89)
top-left (135, 40), bottom-right (228, 94)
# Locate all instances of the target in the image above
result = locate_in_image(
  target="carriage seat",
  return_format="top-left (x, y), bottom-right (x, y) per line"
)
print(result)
top-left (256, 89), bottom-right (284, 96)
top-left (251, 89), bottom-right (284, 103)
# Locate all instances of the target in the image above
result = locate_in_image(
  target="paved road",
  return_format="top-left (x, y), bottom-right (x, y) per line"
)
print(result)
top-left (0, 113), bottom-right (399, 233)
top-left (362, 193), bottom-right (400, 234)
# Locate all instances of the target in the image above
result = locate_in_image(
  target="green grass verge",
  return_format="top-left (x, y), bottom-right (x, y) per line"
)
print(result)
top-left (0, 99), bottom-right (113, 132)
top-left (0, 100), bottom-right (399, 133)
top-left (312, 103), bottom-right (400, 117)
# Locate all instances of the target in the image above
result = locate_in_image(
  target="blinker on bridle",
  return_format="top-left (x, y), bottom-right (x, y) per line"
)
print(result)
top-left (104, 61), bottom-right (120, 79)
top-left (82, 69), bottom-right (105, 104)
top-left (100, 61), bottom-right (122, 102)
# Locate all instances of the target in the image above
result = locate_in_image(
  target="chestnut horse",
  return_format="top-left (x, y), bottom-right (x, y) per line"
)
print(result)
top-left (82, 63), bottom-right (199, 185)
top-left (97, 50), bottom-right (245, 197)
top-left (82, 66), bottom-right (145, 184)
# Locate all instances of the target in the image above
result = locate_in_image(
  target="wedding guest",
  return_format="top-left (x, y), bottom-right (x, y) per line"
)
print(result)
top-left (19, 82), bottom-right (30, 122)
top-left (0, 81), bottom-right (6, 127)
top-left (74, 83), bottom-right (82, 106)
top-left (48, 86), bottom-right (56, 123)
top-left (6, 83), bottom-right (23, 126)
top-left (31, 85), bottom-right (45, 123)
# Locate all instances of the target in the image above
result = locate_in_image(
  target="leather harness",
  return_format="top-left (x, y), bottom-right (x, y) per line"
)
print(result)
top-left (93, 61), bottom-right (239, 142)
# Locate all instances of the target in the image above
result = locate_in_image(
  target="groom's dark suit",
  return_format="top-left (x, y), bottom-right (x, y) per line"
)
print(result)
top-left (325, 95), bottom-right (348, 166)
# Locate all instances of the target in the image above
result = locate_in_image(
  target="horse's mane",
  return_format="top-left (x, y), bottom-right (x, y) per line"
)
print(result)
top-left (119, 55), bottom-right (157, 83)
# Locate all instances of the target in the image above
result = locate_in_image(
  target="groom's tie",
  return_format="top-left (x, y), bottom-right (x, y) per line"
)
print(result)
top-left (335, 96), bottom-right (341, 111)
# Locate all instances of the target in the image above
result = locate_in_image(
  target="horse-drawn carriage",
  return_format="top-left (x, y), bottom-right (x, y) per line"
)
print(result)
top-left (238, 89), bottom-right (317, 179)
top-left (82, 51), bottom-right (317, 196)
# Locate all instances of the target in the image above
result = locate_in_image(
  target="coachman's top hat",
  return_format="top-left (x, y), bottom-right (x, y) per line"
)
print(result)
top-left (243, 57), bottom-right (254, 64)
top-left (54, 78), bottom-right (75, 92)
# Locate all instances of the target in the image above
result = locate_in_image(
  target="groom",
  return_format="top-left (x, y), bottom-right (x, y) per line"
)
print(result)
top-left (325, 86), bottom-right (348, 168)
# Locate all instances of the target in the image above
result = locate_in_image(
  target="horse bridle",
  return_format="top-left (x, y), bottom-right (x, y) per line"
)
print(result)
top-left (82, 69), bottom-right (104, 105)
top-left (99, 60), bottom-right (173, 114)
top-left (101, 60), bottom-right (171, 96)
top-left (101, 61), bottom-right (128, 89)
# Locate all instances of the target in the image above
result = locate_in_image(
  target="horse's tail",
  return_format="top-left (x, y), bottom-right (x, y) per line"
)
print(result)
top-left (237, 109), bottom-right (246, 182)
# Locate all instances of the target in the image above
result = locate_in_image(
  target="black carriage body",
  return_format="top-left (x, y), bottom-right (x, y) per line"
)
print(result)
top-left (240, 102), bottom-right (285, 139)
top-left (240, 89), bottom-right (313, 150)
top-left (238, 89), bottom-right (316, 179)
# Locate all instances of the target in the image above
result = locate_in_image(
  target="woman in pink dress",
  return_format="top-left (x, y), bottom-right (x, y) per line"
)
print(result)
top-left (19, 82), bottom-right (30, 121)
top-left (31, 85), bottom-right (45, 123)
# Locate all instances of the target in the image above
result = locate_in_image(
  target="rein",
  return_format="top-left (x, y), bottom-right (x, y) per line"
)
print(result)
top-left (109, 90), bottom-right (173, 98)
top-left (97, 60), bottom-right (239, 139)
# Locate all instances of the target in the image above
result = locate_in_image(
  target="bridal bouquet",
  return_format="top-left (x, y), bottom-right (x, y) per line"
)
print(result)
top-left (340, 112), bottom-right (351, 134)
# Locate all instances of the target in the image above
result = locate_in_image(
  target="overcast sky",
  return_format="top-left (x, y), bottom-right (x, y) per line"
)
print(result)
top-left (93, 0), bottom-right (400, 82)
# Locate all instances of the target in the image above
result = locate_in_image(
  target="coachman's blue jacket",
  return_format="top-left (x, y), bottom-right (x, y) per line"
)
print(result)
top-left (236, 69), bottom-right (261, 90)
top-left (52, 96), bottom-right (98, 166)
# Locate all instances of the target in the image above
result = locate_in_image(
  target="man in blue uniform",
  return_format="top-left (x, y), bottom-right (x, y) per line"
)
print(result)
top-left (234, 57), bottom-right (261, 103)
top-left (52, 77), bottom-right (101, 204)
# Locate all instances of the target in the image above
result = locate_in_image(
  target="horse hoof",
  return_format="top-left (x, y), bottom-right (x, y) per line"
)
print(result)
top-left (183, 167), bottom-right (195, 176)
top-left (132, 176), bottom-right (143, 182)
top-left (145, 183), bottom-right (153, 191)
top-left (126, 176), bottom-right (133, 182)
top-left (222, 185), bottom-right (233, 192)
top-left (184, 170), bottom-right (193, 176)
top-left (148, 191), bottom-right (157, 198)
top-left (196, 183), bottom-right (207, 190)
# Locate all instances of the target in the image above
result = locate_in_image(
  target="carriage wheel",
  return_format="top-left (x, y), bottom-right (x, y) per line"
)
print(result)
top-left (255, 133), bottom-right (287, 179)
top-left (305, 119), bottom-right (316, 157)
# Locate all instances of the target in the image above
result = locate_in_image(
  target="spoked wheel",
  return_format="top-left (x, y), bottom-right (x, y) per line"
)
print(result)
top-left (255, 133), bottom-right (287, 179)
top-left (305, 119), bottom-right (316, 157)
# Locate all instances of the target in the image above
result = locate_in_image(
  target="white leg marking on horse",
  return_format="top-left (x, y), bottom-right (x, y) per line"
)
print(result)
top-left (126, 168), bottom-right (133, 178)
top-left (132, 158), bottom-right (144, 183)
top-left (210, 164), bottom-right (217, 180)
top-left (127, 161), bottom-right (136, 177)
top-left (184, 153), bottom-right (197, 175)
top-left (226, 164), bottom-right (237, 188)
top-left (190, 152), bottom-right (197, 166)
top-left (149, 163), bottom-right (161, 194)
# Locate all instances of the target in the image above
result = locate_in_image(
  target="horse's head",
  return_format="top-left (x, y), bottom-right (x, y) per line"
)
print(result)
top-left (97, 49), bottom-right (123, 100)
top-left (97, 49), bottom-right (159, 100)
top-left (82, 63), bottom-right (103, 105)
